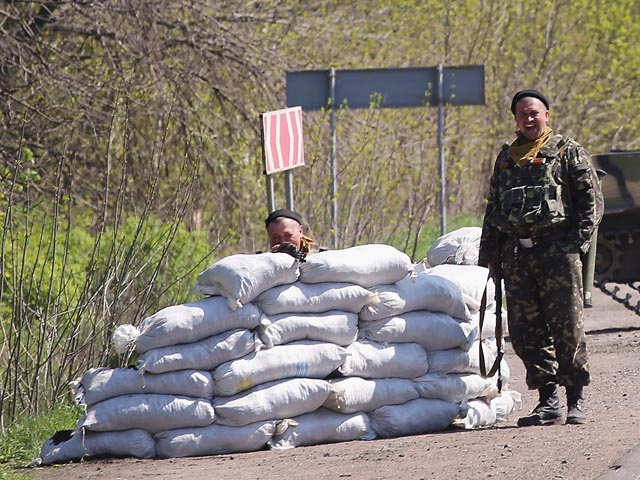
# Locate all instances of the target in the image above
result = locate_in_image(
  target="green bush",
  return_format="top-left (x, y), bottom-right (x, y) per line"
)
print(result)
top-left (0, 206), bottom-right (216, 428)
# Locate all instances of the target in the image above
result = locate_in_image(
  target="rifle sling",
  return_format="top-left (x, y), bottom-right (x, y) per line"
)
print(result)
top-left (478, 271), bottom-right (504, 389)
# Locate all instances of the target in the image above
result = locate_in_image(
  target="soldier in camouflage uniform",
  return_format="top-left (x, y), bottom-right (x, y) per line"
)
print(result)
top-left (478, 90), bottom-right (604, 426)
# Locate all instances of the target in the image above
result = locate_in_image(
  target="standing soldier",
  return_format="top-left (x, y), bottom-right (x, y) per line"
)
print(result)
top-left (478, 90), bottom-right (604, 426)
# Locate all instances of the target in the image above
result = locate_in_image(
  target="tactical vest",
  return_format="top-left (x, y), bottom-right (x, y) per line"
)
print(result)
top-left (491, 134), bottom-right (572, 237)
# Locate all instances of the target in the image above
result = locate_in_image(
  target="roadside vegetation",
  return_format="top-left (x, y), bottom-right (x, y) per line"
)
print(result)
top-left (0, 405), bottom-right (81, 479)
top-left (1, 0), bottom-right (639, 473)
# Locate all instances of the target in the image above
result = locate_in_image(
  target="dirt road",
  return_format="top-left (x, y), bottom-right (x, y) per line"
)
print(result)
top-left (26, 288), bottom-right (640, 480)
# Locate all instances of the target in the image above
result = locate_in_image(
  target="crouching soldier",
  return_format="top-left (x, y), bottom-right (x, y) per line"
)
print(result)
top-left (265, 208), bottom-right (318, 260)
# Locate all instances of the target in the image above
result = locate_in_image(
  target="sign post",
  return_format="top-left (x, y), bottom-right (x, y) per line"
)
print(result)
top-left (286, 65), bottom-right (484, 242)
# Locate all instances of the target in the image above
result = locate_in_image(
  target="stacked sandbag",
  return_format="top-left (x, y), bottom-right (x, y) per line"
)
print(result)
top-left (421, 263), bottom-right (506, 338)
top-left (419, 226), bottom-right (508, 339)
top-left (425, 257), bottom-right (517, 425)
top-left (268, 409), bottom-right (376, 450)
top-left (36, 242), bottom-right (519, 465)
top-left (112, 296), bottom-right (263, 355)
top-left (192, 252), bottom-right (300, 309)
top-left (39, 253), bottom-right (292, 464)
top-left (346, 250), bottom-right (517, 438)
top-left (451, 389), bottom-right (522, 429)
top-left (150, 252), bottom-right (349, 457)
top-left (36, 428), bottom-right (156, 466)
top-left (70, 369), bottom-right (216, 436)
top-left (425, 226), bottom-right (482, 267)
top-left (341, 270), bottom-right (471, 438)
top-left (210, 245), bottom-right (411, 449)
top-left (39, 367), bottom-right (217, 464)
top-left (298, 244), bottom-right (414, 288)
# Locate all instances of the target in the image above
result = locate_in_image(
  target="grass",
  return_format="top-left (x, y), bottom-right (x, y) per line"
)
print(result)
top-left (0, 404), bottom-right (82, 479)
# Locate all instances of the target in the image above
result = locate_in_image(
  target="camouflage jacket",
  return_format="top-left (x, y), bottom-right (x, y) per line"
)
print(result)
top-left (478, 134), bottom-right (604, 266)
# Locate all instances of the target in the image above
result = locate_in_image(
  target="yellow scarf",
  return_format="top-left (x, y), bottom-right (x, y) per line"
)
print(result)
top-left (300, 235), bottom-right (316, 255)
top-left (508, 127), bottom-right (553, 167)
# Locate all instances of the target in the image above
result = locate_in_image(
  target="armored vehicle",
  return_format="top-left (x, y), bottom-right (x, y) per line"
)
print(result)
top-left (591, 150), bottom-right (640, 314)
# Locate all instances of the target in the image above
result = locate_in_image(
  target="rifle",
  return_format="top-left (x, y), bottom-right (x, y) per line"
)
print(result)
top-left (479, 232), bottom-right (505, 392)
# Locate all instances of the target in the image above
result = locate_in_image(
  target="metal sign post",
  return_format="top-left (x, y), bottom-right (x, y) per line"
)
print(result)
top-left (286, 65), bottom-right (484, 240)
top-left (329, 68), bottom-right (338, 248)
top-left (437, 64), bottom-right (446, 235)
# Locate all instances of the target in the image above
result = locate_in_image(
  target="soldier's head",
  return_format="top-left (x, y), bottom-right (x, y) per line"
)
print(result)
top-left (511, 89), bottom-right (550, 141)
top-left (265, 208), bottom-right (305, 251)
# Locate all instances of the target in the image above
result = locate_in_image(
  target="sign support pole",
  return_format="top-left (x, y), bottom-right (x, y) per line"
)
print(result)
top-left (285, 170), bottom-right (294, 210)
top-left (437, 64), bottom-right (447, 236)
top-left (330, 67), bottom-right (338, 249)
top-left (266, 175), bottom-right (275, 213)
top-left (286, 65), bottom-right (484, 238)
top-left (260, 113), bottom-right (276, 213)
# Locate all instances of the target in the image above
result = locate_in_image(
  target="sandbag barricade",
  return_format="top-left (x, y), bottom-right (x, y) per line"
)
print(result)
top-left (425, 226), bottom-right (482, 267)
top-left (451, 390), bottom-right (522, 429)
top-left (298, 244), bottom-right (413, 287)
top-left (192, 252), bottom-right (300, 309)
top-left (36, 242), bottom-right (519, 466)
top-left (268, 409), bottom-right (376, 450)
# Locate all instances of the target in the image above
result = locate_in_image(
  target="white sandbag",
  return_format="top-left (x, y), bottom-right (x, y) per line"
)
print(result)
top-left (37, 428), bottom-right (156, 465)
top-left (424, 264), bottom-right (493, 313)
top-left (412, 260), bottom-right (427, 274)
top-left (427, 339), bottom-right (498, 375)
top-left (360, 273), bottom-right (472, 322)
top-left (359, 311), bottom-right (477, 352)
top-left (453, 398), bottom-right (496, 429)
top-left (426, 226), bottom-right (482, 266)
top-left (267, 409), bottom-right (376, 450)
top-left (498, 358), bottom-right (511, 385)
top-left (338, 340), bottom-right (428, 379)
top-left (213, 378), bottom-right (334, 427)
top-left (298, 244), bottom-right (412, 287)
top-left (70, 367), bottom-right (213, 406)
top-left (471, 304), bottom-right (509, 339)
top-left (114, 296), bottom-right (261, 354)
top-left (324, 377), bottom-right (419, 413)
top-left (254, 282), bottom-right (375, 316)
top-left (413, 372), bottom-right (501, 403)
top-left (155, 420), bottom-right (277, 458)
top-left (213, 341), bottom-right (347, 396)
top-left (137, 328), bottom-right (259, 374)
top-left (370, 398), bottom-right (459, 438)
top-left (258, 311), bottom-right (358, 348)
top-left (78, 394), bottom-right (215, 434)
top-left (193, 252), bottom-right (300, 309)
top-left (493, 389), bottom-right (521, 421)
top-left (452, 390), bottom-right (522, 429)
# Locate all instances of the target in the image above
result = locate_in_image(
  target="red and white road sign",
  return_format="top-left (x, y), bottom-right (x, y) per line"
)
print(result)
top-left (261, 106), bottom-right (305, 175)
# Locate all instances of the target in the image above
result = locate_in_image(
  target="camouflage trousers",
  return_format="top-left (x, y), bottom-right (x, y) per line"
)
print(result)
top-left (501, 241), bottom-right (590, 390)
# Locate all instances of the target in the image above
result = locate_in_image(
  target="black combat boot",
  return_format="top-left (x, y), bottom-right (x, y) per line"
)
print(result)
top-left (566, 386), bottom-right (587, 425)
top-left (517, 383), bottom-right (563, 427)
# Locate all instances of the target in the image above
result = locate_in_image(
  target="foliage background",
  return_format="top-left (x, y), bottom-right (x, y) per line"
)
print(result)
top-left (1, 0), bottom-right (639, 428)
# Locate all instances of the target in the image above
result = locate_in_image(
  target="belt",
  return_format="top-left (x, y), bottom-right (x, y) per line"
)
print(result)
top-left (517, 230), bottom-right (568, 249)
